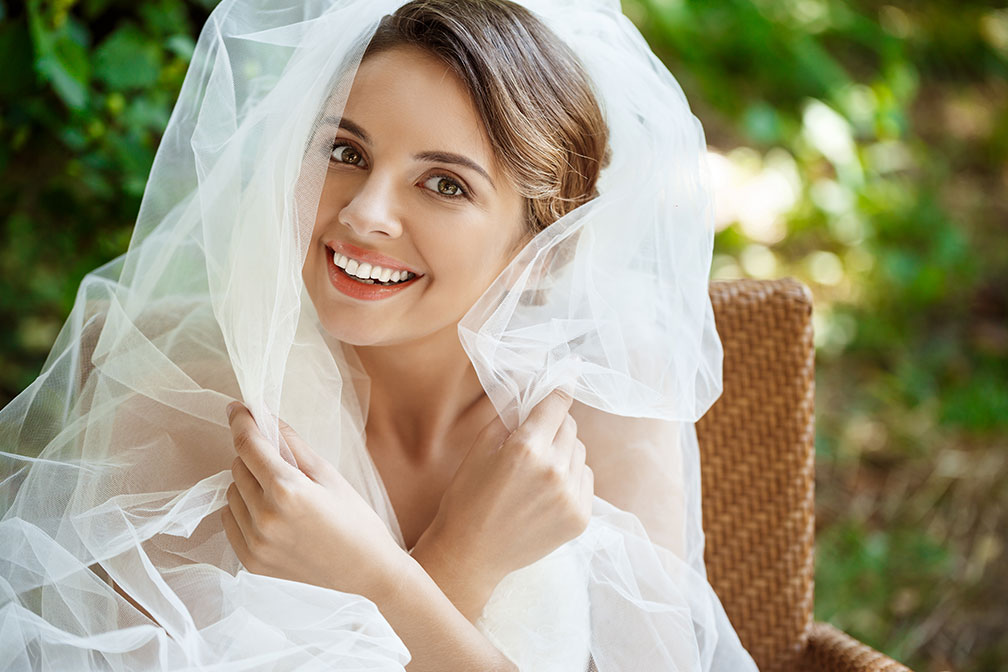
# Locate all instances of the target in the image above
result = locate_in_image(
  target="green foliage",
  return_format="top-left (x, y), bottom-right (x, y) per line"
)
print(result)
top-left (94, 24), bottom-right (163, 90)
top-left (1, 1), bottom-right (1005, 670)
top-left (816, 520), bottom-right (953, 663)
top-left (626, 1), bottom-right (1007, 669)
top-left (0, 0), bottom-right (210, 396)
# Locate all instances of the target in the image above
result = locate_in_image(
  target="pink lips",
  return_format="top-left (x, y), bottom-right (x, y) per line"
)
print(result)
top-left (324, 242), bottom-right (422, 301)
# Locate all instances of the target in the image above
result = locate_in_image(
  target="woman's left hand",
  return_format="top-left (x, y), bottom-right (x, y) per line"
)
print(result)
top-left (220, 402), bottom-right (406, 597)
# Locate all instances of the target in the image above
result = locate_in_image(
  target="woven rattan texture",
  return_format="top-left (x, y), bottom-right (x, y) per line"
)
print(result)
top-left (801, 623), bottom-right (913, 672)
top-left (696, 278), bottom-right (816, 672)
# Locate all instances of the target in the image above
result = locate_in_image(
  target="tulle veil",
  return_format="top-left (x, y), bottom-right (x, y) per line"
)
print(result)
top-left (0, 0), bottom-right (758, 669)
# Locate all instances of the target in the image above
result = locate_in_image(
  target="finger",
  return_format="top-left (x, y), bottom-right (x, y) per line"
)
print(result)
top-left (226, 402), bottom-right (297, 489)
top-left (458, 415), bottom-right (510, 476)
top-left (552, 413), bottom-right (577, 456)
top-left (221, 503), bottom-right (251, 565)
top-left (514, 388), bottom-right (574, 447)
top-left (231, 457), bottom-right (264, 515)
top-left (547, 414), bottom-right (578, 474)
top-left (278, 435), bottom-right (299, 469)
top-left (225, 481), bottom-right (257, 538)
top-left (279, 419), bottom-right (335, 481)
top-left (476, 414), bottom-right (511, 451)
top-left (566, 438), bottom-right (587, 481)
top-left (578, 465), bottom-right (595, 511)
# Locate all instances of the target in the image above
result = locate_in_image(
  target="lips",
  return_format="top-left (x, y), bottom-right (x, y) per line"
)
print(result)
top-left (324, 245), bottom-right (422, 301)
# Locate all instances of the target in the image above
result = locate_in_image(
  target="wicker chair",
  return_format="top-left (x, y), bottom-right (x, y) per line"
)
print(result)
top-left (696, 277), bottom-right (913, 672)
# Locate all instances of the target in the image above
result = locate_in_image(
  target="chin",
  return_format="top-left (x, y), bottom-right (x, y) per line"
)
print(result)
top-left (316, 313), bottom-right (392, 347)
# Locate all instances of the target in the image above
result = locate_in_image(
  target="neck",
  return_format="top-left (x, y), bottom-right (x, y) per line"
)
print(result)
top-left (352, 323), bottom-right (486, 463)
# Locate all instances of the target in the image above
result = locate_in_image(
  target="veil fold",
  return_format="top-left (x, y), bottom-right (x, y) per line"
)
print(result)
top-left (0, 1), bottom-right (757, 669)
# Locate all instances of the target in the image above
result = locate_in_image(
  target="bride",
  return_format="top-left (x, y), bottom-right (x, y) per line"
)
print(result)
top-left (0, 1), bottom-right (758, 670)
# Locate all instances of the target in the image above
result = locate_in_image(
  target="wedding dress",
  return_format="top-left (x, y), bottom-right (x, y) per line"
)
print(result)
top-left (0, 0), bottom-right (759, 670)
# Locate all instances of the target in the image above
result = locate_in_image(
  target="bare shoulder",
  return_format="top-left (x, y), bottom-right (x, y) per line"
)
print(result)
top-left (569, 400), bottom-right (680, 459)
top-left (569, 400), bottom-right (687, 553)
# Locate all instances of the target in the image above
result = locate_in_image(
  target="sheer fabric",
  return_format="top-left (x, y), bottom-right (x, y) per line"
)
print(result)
top-left (0, 0), bottom-right (757, 669)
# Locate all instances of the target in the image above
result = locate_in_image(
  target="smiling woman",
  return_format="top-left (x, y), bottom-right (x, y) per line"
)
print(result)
top-left (0, 1), bottom-right (754, 671)
top-left (303, 46), bottom-right (529, 344)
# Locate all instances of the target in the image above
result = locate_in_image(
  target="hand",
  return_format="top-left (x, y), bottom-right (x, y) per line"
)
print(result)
top-left (413, 389), bottom-right (593, 609)
top-left (220, 402), bottom-right (406, 598)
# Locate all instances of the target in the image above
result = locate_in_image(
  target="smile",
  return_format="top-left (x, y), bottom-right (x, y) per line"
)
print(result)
top-left (333, 251), bottom-right (417, 286)
top-left (325, 246), bottom-right (422, 301)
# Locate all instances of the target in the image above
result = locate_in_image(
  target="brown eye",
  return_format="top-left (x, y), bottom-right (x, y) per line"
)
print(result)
top-left (423, 175), bottom-right (467, 198)
top-left (331, 143), bottom-right (364, 166)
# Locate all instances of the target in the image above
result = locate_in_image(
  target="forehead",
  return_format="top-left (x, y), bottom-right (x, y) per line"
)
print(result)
top-left (344, 46), bottom-right (494, 163)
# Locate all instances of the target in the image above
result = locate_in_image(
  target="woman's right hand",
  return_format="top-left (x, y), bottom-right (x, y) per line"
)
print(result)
top-left (412, 388), bottom-right (594, 615)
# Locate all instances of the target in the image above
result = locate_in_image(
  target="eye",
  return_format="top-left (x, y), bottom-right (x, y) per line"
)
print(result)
top-left (331, 141), bottom-right (367, 168)
top-left (422, 175), bottom-right (467, 199)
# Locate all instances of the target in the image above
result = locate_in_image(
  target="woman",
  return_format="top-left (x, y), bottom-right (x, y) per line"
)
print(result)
top-left (0, 1), bottom-right (756, 670)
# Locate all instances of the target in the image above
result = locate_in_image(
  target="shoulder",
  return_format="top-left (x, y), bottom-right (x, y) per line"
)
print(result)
top-left (569, 400), bottom-right (680, 457)
top-left (569, 400), bottom-right (687, 554)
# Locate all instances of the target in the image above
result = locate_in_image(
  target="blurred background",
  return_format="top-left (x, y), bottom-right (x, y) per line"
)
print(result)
top-left (1, 0), bottom-right (1005, 669)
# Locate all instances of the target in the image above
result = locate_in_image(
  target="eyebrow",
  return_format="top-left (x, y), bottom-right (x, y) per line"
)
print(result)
top-left (328, 116), bottom-right (371, 144)
top-left (415, 151), bottom-right (495, 189)
top-left (323, 115), bottom-right (496, 189)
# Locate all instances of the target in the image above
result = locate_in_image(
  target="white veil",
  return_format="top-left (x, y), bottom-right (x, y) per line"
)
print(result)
top-left (0, 0), bottom-right (758, 670)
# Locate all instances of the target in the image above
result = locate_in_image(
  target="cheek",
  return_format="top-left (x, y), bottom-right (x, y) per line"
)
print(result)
top-left (300, 247), bottom-right (324, 316)
top-left (426, 226), bottom-right (519, 290)
top-left (312, 176), bottom-right (344, 234)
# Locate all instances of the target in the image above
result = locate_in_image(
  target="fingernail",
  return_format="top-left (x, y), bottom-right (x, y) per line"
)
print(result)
top-left (226, 401), bottom-right (239, 420)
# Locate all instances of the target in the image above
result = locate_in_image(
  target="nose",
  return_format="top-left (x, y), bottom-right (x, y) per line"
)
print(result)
top-left (338, 173), bottom-right (404, 239)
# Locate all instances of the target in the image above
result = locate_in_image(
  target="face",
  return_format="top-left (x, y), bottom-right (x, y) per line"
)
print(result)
top-left (301, 46), bottom-right (528, 347)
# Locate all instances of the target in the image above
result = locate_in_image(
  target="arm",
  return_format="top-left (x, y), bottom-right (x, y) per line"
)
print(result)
top-left (410, 401), bottom-right (686, 627)
top-left (569, 400), bottom-right (687, 556)
top-left (408, 520), bottom-right (498, 623)
top-left (399, 389), bottom-right (594, 625)
top-left (372, 551), bottom-right (517, 672)
top-left (221, 404), bottom-right (516, 672)
top-left (96, 536), bottom-right (510, 670)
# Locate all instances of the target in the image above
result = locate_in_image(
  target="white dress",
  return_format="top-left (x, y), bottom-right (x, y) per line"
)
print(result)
top-left (477, 542), bottom-right (593, 672)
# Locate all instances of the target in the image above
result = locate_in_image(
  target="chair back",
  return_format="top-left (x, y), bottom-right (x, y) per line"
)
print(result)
top-left (696, 278), bottom-right (816, 672)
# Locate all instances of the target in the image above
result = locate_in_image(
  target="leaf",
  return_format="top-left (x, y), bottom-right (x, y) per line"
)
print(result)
top-left (139, 0), bottom-right (190, 37)
top-left (165, 33), bottom-right (194, 61)
top-left (26, 6), bottom-right (91, 109)
top-left (124, 96), bottom-right (170, 132)
top-left (94, 23), bottom-right (162, 90)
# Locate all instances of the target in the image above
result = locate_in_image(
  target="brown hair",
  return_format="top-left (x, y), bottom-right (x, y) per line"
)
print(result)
top-left (364, 0), bottom-right (610, 234)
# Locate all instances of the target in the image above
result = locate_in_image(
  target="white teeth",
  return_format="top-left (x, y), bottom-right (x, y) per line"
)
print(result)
top-left (331, 249), bottom-right (417, 285)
